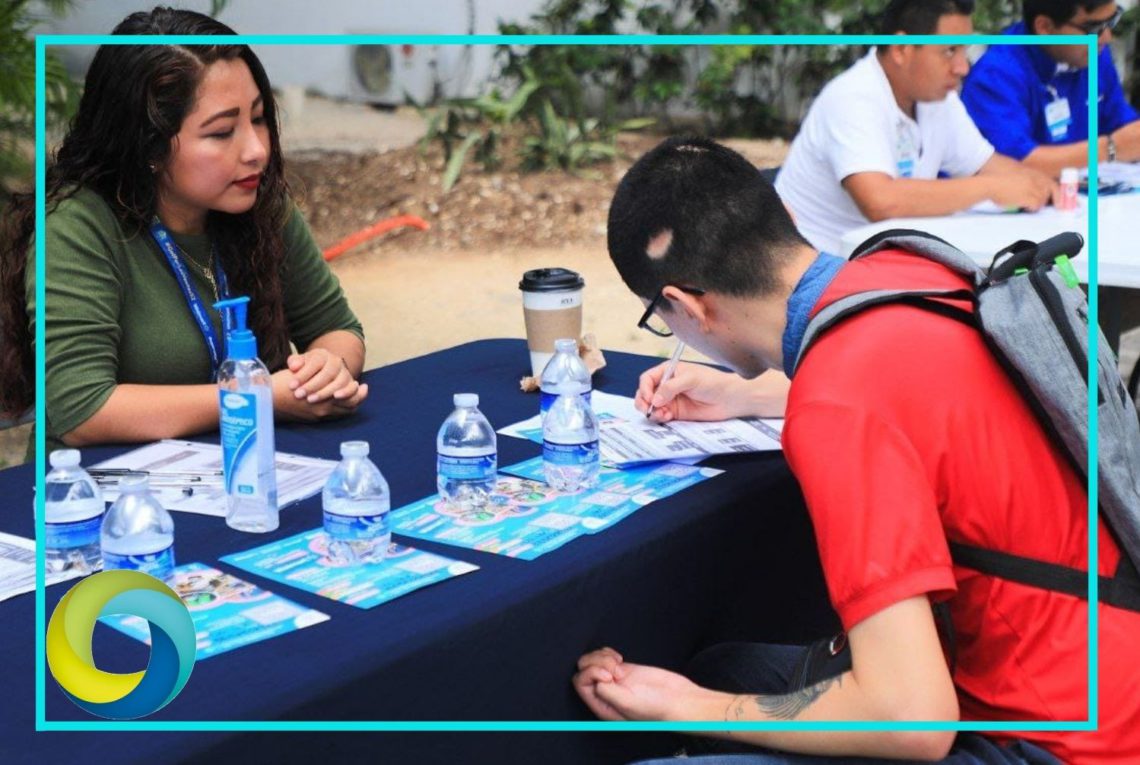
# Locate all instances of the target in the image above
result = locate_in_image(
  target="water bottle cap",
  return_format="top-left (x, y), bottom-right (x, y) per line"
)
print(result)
top-left (340, 440), bottom-right (369, 458)
top-left (49, 449), bottom-right (80, 468)
top-left (117, 473), bottom-right (150, 492)
top-left (454, 393), bottom-right (479, 408)
top-left (554, 338), bottom-right (578, 353)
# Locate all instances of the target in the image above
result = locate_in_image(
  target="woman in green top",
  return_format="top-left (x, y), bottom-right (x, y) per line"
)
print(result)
top-left (0, 8), bottom-right (368, 454)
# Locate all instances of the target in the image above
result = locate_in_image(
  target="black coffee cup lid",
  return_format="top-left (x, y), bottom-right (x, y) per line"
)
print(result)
top-left (519, 268), bottom-right (585, 292)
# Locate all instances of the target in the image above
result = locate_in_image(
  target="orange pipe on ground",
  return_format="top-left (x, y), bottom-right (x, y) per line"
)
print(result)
top-left (322, 214), bottom-right (430, 261)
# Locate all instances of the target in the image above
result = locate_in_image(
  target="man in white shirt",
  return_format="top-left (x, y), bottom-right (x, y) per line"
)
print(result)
top-left (776, 0), bottom-right (1057, 254)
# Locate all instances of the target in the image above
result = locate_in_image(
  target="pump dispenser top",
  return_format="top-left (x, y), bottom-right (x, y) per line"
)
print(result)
top-left (214, 296), bottom-right (257, 360)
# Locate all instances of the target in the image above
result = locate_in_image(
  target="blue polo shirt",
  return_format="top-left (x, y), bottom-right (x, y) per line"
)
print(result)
top-left (961, 22), bottom-right (1138, 160)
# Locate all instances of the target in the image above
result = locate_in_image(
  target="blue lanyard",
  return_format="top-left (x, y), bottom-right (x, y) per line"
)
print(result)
top-left (148, 220), bottom-right (231, 377)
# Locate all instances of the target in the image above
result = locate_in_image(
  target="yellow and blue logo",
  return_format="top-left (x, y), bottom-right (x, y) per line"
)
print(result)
top-left (46, 570), bottom-right (196, 719)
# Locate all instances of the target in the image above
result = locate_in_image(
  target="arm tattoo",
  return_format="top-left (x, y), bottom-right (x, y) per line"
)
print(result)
top-left (724, 694), bottom-right (749, 736)
top-left (752, 674), bottom-right (842, 720)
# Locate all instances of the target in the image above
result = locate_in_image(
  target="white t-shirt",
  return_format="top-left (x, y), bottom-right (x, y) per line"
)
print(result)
top-left (775, 50), bottom-right (994, 254)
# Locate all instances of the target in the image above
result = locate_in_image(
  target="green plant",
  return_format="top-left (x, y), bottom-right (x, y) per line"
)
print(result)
top-left (520, 101), bottom-right (654, 174)
top-left (0, 0), bottom-right (79, 201)
top-left (498, 0), bottom-right (717, 129)
top-left (495, 0), bottom-right (1023, 139)
top-left (417, 72), bottom-right (540, 192)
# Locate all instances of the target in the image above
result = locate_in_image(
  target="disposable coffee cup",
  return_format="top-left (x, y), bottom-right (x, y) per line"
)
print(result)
top-left (519, 268), bottom-right (585, 377)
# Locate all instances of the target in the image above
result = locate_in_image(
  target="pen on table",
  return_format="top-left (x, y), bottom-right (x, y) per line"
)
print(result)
top-left (89, 468), bottom-right (223, 478)
top-left (646, 341), bottom-right (686, 419)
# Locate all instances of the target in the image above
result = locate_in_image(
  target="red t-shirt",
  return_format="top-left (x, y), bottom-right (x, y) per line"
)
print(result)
top-left (783, 249), bottom-right (1140, 764)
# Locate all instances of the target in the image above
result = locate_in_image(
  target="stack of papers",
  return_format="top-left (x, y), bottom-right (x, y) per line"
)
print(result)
top-left (91, 439), bottom-right (337, 517)
top-left (598, 415), bottom-right (782, 467)
top-left (0, 532), bottom-right (88, 602)
top-left (1084, 161), bottom-right (1140, 189)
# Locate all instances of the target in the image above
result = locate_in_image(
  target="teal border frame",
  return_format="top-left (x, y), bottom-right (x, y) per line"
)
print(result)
top-left (34, 32), bottom-right (1100, 734)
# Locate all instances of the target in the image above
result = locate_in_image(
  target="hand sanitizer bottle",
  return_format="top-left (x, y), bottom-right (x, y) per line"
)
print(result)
top-left (215, 296), bottom-right (278, 533)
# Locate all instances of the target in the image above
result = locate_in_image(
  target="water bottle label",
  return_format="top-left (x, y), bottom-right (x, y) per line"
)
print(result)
top-left (103, 544), bottom-right (175, 579)
top-left (540, 389), bottom-right (591, 416)
top-left (324, 510), bottom-right (391, 541)
top-left (543, 440), bottom-right (600, 466)
top-left (45, 515), bottom-right (103, 550)
top-left (220, 389), bottom-right (276, 502)
top-left (437, 454), bottom-right (497, 481)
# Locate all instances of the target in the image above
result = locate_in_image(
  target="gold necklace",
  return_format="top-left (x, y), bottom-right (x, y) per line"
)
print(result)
top-left (179, 248), bottom-right (219, 303)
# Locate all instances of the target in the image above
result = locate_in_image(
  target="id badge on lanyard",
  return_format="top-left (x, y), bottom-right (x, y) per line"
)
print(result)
top-left (895, 119), bottom-right (919, 179)
top-left (149, 220), bottom-right (231, 378)
top-left (1044, 86), bottom-right (1072, 141)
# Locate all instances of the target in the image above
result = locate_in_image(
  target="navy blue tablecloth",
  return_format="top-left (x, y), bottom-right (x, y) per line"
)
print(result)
top-left (2, 339), bottom-right (836, 765)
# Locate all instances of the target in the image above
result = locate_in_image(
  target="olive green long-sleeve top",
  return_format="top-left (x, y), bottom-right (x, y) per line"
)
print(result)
top-left (26, 187), bottom-right (364, 454)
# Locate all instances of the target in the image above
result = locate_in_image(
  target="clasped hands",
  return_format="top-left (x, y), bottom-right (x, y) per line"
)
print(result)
top-left (272, 348), bottom-right (368, 420)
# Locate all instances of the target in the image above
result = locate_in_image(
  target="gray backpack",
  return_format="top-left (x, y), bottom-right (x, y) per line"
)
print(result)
top-left (793, 229), bottom-right (1140, 611)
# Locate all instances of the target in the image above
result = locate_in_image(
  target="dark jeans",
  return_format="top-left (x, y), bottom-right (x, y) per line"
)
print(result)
top-left (631, 642), bottom-right (1060, 765)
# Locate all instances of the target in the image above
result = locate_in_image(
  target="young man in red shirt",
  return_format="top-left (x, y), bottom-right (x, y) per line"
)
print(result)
top-left (573, 135), bottom-right (1139, 764)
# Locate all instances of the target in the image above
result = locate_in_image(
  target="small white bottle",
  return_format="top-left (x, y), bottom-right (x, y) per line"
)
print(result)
top-left (1058, 167), bottom-right (1079, 212)
top-left (215, 296), bottom-right (279, 533)
top-left (100, 474), bottom-right (175, 582)
top-left (542, 381), bottom-right (600, 492)
top-left (43, 449), bottom-right (104, 575)
top-left (322, 441), bottom-right (391, 565)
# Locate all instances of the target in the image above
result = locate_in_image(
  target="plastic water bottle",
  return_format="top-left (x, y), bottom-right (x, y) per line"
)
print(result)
top-left (215, 296), bottom-right (279, 533)
top-left (437, 393), bottom-right (497, 508)
top-left (100, 474), bottom-right (175, 582)
top-left (322, 441), bottom-right (391, 565)
top-left (543, 381), bottom-right (600, 492)
top-left (43, 449), bottom-right (104, 575)
top-left (540, 338), bottom-right (592, 420)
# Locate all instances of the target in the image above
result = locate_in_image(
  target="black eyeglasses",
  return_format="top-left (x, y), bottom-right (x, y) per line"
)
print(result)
top-left (1063, 5), bottom-right (1122, 36)
top-left (637, 284), bottom-right (706, 338)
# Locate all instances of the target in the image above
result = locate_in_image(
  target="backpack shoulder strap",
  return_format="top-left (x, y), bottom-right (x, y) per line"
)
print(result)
top-left (787, 230), bottom-right (984, 377)
top-left (948, 540), bottom-right (1140, 612)
top-left (849, 228), bottom-right (985, 283)
top-left (789, 287), bottom-right (976, 377)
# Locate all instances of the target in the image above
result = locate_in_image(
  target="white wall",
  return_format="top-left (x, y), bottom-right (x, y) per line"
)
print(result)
top-left (36, 0), bottom-right (546, 102)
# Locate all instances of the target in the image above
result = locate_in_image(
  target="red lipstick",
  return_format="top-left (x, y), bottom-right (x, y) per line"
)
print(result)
top-left (234, 174), bottom-right (260, 190)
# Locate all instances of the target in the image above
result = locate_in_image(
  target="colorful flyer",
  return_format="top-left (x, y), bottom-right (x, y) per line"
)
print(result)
top-left (101, 563), bottom-right (329, 659)
top-left (220, 534), bottom-right (478, 609)
top-left (388, 458), bottom-right (722, 561)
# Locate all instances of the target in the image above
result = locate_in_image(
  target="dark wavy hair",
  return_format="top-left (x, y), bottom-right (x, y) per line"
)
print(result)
top-left (0, 6), bottom-right (291, 417)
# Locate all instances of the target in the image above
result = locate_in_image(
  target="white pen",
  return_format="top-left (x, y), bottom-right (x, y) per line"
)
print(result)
top-left (646, 341), bottom-right (686, 419)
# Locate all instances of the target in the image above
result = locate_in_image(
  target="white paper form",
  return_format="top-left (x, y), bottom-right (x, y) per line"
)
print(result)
top-left (498, 392), bottom-right (783, 467)
top-left (0, 532), bottom-right (87, 603)
top-left (91, 439), bottom-right (336, 518)
top-left (599, 416), bottom-right (783, 467)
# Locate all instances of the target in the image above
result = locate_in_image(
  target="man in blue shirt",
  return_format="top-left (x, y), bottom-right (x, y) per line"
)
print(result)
top-left (962, 1), bottom-right (1140, 177)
